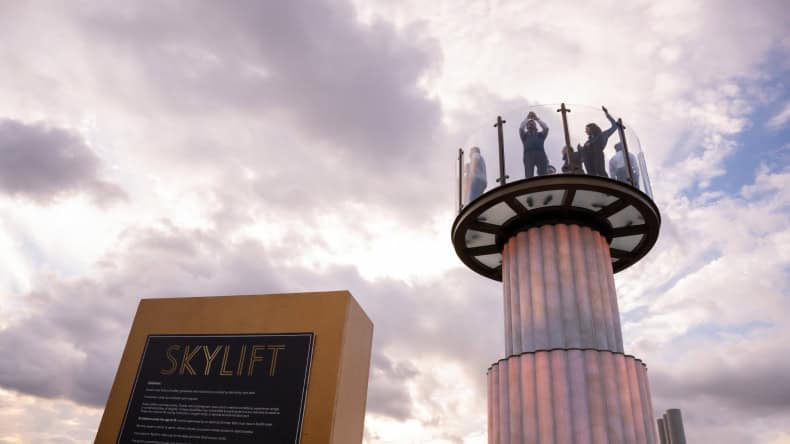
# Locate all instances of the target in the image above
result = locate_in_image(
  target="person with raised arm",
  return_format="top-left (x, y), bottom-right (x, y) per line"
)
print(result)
top-left (518, 111), bottom-right (550, 178)
top-left (579, 106), bottom-right (618, 177)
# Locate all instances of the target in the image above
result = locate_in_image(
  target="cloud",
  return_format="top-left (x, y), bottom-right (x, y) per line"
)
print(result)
top-left (767, 102), bottom-right (790, 129)
top-left (0, 0), bottom-right (789, 443)
top-left (0, 119), bottom-right (125, 205)
top-left (73, 0), bottom-right (443, 170)
top-left (615, 166), bottom-right (790, 443)
top-left (0, 219), bottom-right (501, 433)
top-left (0, 388), bottom-right (100, 444)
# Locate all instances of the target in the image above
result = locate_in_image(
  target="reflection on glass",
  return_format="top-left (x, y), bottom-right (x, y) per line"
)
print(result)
top-left (476, 253), bottom-right (502, 268)
top-left (609, 142), bottom-right (639, 186)
top-left (608, 205), bottom-right (645, 228)
top-left (572, 190), bottom-right (619, 212)
top-left (463, 147), bottom-right (487, 203)
top-left (610, 234), bottom-right (645, 251)
top-left (477, 202), bottom-right (517, 225)
top-left (516, 190), bottom-right (564, 210)
top-left (465, 230), bottom-right (496, 249)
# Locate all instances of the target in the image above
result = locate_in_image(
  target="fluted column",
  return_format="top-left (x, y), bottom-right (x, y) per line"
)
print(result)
top-left (501, 225), bottom-right (623, 354)
top-left (489, 224), bottom-right (656, 444)
top-left (488, 351), bottom-right (656, 444)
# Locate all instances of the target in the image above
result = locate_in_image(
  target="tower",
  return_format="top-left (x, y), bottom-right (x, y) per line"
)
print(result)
top-left (453, 104), bottom-right (661, 443)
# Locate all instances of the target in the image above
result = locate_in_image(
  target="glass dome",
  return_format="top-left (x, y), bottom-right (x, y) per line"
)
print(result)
top-left (457, 104), bottom-right (653, 210)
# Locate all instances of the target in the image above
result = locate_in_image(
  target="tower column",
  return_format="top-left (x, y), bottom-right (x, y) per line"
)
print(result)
top-left (502, 225), bottom-right (623, 354)
top-left (489, 223), bottom-right (656, 444)
top-left (452, 170), bottom-right (662, 444)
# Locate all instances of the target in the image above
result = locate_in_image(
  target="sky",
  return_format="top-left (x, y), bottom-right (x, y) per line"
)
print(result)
top-left (0, 0), bottom-right (788, 443)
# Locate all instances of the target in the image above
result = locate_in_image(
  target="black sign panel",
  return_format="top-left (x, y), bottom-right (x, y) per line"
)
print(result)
top-left (118, 333), bottom-right (314, 444)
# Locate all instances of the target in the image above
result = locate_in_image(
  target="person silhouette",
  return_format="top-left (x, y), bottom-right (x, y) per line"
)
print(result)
top-left (579, 106), bottom-right (618, 177)
top-left (609, 142), bottom-right (639, 186)
top-left (518, 111), bottom-right (550, 178)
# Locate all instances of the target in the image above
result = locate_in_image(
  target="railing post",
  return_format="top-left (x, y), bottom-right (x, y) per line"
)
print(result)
top-left (458, 147), bottom-right (464, 211)
top-left (494, 116), bottom-right (508, 185)
top-left (616, 117), bottom-right (635, 187)
top-left (556, 102), bottom-right (572, 150)
top-left (556, 103), bottom-right (574, 174)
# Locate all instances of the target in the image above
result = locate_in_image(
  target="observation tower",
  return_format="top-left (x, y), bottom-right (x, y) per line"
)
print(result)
top-left (452, 104), bottom-right (660, 443)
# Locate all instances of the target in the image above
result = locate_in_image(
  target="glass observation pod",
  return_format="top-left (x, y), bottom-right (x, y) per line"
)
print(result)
top-left (453, 103), bottom-right (660, 280)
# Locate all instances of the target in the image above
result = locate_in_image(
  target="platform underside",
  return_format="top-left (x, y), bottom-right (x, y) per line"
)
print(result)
top-left (452, 175), bottom-right (661, 281)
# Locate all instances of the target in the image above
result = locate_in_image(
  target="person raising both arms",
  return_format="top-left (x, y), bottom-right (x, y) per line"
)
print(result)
top-left (518, 111), bottom-right (550, 178)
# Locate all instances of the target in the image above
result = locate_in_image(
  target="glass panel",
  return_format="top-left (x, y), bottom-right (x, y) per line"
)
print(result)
top-left (476, 253), bottom-right (502, 268)
top-left (610, 234), bottom-right (645, 251)
top-left (572, 190), bottom-right (618, 212)
top-left (477, 202), bottom-right (516, 225)
top-left (465, 230), bottom-right (496, 248)
top-left (459, 145), bottom-right (494, 208)
top-left (608, 205), bottom-right (645, 228)
top-left (516, 190), bottom-right (565, 210)
top-left (457, 103), bottom-right (655, 213)
top-left (637, 151), bottom-right (653, 198)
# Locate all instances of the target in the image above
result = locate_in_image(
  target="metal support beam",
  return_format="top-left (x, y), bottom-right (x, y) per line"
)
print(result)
top-left (494, 116), bottom-right (508, 185)
top-left (458, 148), bottom-right (464, 211)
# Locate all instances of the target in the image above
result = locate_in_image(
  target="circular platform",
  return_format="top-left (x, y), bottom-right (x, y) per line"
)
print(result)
top-left (451, 174), bottom-right (661, 281)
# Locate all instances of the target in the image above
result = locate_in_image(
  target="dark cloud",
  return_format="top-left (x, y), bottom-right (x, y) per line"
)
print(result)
top-left (366, 353), bottom-right (419, 420)
top-left (77, 0), bottom-right (442, 168)
top-left (0, 119), bottom-right (125, 204)
top-left (650, 337), bottom-right (790, 414)
top-left (11, 0), bottom-right (447, 220)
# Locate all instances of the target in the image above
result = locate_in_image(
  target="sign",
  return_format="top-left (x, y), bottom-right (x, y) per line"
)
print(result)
top-left (96, 291), bottom-right (372, 444)
top-left (117, 333), bottom-right (314, 444)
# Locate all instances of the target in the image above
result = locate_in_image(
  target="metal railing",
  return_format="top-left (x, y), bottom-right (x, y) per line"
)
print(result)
top-left (457, 103), bottom-right (653, 211)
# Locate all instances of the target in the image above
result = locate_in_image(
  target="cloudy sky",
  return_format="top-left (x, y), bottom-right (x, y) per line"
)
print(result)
top-left (0, 1), bottom-right (788, 443)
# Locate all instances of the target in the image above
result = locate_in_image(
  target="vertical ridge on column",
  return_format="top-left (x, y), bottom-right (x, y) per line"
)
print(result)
top-left (535, 352), bottom-right (555, 443)
top-left (569, 225), bottom-right (594, 349)
top-left (517, 233), bottom-right (535, 353)
top-left (520, 354), bottom-right (538, 444)
top-left (627, 359), bottom-right (648, 443)
top-left (598, 234), bottom-right (624, 352)
top-left (489, 365), bottom-right (499, 444)
top-left (583, 350), bottom-right (608, 444)
top-left (508, 357), bottom-right (523, 443)
top-left (503, 242), bottom-right (514, 356)
top-left (592, 233), bottom-right (617, 351)
top-left (556, 224), bottom-right (582, 348)
top-left (529, 229), bottom-right (549, 349)
top-left (498, 361), bottom-right (510, 444)
top-left (568, 349), bottom-right (592, 444)
top-left (542, 226), bottom-right (565, 348)
top-left (615, 354), bottom-right (638, 443)
top-left (508, 241), bottom-right (523, 354)
top-left (601, 351), bottom-right (624, 443)
top-left (583, 228), bottom-right (608, 350)
top-left (635, 364), bottom-right (656, 444)
top-left (550, 351), bottom-right (573, 444)
top-left (602, 235), bottom-right (624, 352)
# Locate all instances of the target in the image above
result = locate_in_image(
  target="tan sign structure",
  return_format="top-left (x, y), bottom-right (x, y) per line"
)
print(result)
top-left (96, 290), bottom-right (373, 444)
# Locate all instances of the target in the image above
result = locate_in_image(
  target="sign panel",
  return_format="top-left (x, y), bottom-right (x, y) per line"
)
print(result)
top-left (117, 333), bottom-right (314, 444)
